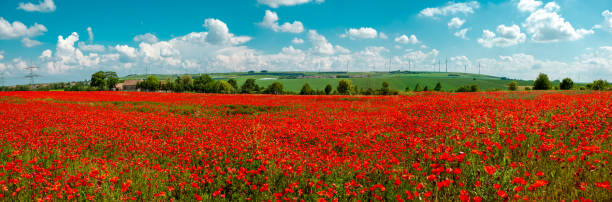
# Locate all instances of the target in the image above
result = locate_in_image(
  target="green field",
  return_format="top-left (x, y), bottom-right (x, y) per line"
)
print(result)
top-left (122, 71), bottom-right (539, 92)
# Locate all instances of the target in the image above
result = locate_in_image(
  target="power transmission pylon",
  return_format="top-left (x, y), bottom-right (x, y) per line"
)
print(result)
top-left (25, 64), bottom-right (40, 86)
top-left (0, 71), bottom-right (5, 87)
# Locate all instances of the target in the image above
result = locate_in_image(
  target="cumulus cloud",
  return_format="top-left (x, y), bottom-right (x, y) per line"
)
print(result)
top-left (394, 34), bottom-right (419, 44)
top-left (454, 28), bottom-right (469, 39)
top-left (133, 33), bottom-right (159, 43)
top-left (257, 0), bottom-right (324, 8)
top-left (476, 47), bottom-right (612, 82)
top-left (204, 18), bottom-right (251, 45)
top-left (419, 1), bottom-right (480, 18)
top-left (77, 42), bottom-right (105, 52)
top-left (39, 32), bottom-right (102, 74)
top-left (519, 1), bottom-right (593, 42)
top-left (21, 37), bottom-right (41, 47)
top-left (17, 0), bottom-right (56, 12)
top-left (308, 30), bottom-right (348, 55)
top-left (340, 27), bottom-right (378, 39)
top-left (0, 51), bottom-right (4, 60)
top-left (292, 37), bottom-right (304, 44)
top-left (517, 0), bottom-right (542, 12)
top-left (379, 32), bottom-right (388, 39)
top-left (259, 10), bottom-right (304, 33)
top-left (87, 27), bottom-right (93, 42)
top-left (0, 17), bottom-right (47, 39)
top-left (599, 10), bottom-right (612, 32)
top-left (477, 24), bottom-right (526, 48)
top-left (448, 17), bottom-right (466, 28)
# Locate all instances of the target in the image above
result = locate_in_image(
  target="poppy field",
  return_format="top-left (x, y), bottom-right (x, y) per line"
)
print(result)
top-left (0, 91), bottom-right (610, 201)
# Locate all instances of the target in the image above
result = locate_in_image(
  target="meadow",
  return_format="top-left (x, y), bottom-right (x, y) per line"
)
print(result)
top-left (0, 91), bottom-right (609, 201)
top-left (122, 72), bottom-right (537, 92)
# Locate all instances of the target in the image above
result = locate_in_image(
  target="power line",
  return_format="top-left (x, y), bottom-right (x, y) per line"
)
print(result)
top-left (445, 57), bottom-right (448, 73)
top-left (0, 72), bottom-right (5, 87)
top-left (25, 61), bottom-right (40, 86)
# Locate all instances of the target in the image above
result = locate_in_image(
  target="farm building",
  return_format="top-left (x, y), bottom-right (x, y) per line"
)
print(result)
top-left (116, 80), bottom-right (141, 91)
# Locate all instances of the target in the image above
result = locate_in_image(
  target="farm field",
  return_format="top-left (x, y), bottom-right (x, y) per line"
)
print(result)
top-left (0, 91), bottom-right (610, 201)
top-left (122, 71), bottom-right (538, 92)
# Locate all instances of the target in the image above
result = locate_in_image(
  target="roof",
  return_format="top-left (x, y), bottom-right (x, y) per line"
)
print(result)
top-left (122, 80), bottom-right (141, 86)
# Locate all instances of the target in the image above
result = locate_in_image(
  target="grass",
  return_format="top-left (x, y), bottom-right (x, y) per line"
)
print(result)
top-left (122, 71), bottom-right (537, 92)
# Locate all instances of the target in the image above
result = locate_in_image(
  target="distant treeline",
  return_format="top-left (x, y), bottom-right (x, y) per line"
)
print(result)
top-left (0, 72), bottom-right (610, 93)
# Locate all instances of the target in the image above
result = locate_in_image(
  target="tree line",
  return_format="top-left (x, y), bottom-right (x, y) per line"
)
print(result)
top-left (0, 71), bottom-right (609, 93)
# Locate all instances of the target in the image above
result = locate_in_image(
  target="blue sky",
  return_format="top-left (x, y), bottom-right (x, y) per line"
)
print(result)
top-left (0, 0), bottom-right (610, 85)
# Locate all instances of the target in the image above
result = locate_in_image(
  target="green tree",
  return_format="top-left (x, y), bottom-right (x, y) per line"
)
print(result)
top-left (227, 79), bottom-right (238, 90)
top-left (405, 86), bottom-right (410, 92)
top-left (380, 82), bottom-right (390, 95)
top-left (590, 80), bottom-right (609, 90)
top-left (423, 86), bottom-right (429, 91)
top-left (470, 84), bottom-right (479, 92)
top-left (533, 73), bottom-right (552, 90)
top-left (138, 76), bottom-right (161, 91)
top-left (337, 79), bottom-right (352, 95)
top-left (90, 71), bottom-right (107, 90)
top-left (300, 83), bottom-right (313, 95)
top-left (264, 82), bottom-right (284, 94)
top-left (559, 78), bottom-right (574, 90)
top-left (324, 84), bottom-right (333, 95)
top-left (434, 82), bottom-right (442, 91)
top-left (213, 80), bottom-right (234, 94)
top-left (240, 79), bottom-right (260, 94)
top-left (507, 81), bottom-right (518, 91)
top-left (414, 84), bottom-right (422, 92)
top-left (174, 75), bottom-right (193, 92)
top-left (104, 71), bottom-right (119, 90)
top-left (193, 74), bottom-right (214, 92)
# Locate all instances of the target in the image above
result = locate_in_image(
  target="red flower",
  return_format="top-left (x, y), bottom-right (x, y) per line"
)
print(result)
top-left (595, 181), bottom-right (610, 189)
top-left (484, 166), bottom-right (496, 175)
top-left (497, 190), bottom-right (508, 198)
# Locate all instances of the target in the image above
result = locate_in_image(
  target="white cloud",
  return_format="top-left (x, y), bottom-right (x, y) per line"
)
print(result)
top-left (478, 24), bottom-right (526, 48)
top-left (600, 10), bottom-right (612, 32)
top-left (477, 47), bottom-right (612, 82)
top-left (0, 51), bottom-right (4, 60)
top-left (521, 2), bottom-right (593, 42)
top-left (257, 0), bottom-right (324, 8)
top-left (115, 45), bottom-right (138, 58)
top-left (39, 32), bottom-right (101, 74)
top-left (87, 27), bottom-right (93, 42)
top-left (21, 37), bottom-right (41, 47)
top-left (419, 1), bottom-right (480, 18)
top-left (308, 30), bottom-right (348, 55)
top-left (203, 18), bottom-right (251, 45)
top-left (260, 10), bottom-right (304, 33)
top-left (448, 17), bottom-right (466, 28)
top-left (17, 0), bottom-right (56, 12)
top-left (394, 34), bottom-right (419, 44)
top-left (0, 17), bottom-right (47, 39)
top-left (292, 37), bottom-right (304, 44)
top-left (133, 33), bottom-right (159, 43)
top-left (78, 42), bottom-right (106, 52)
top-left (517, 0), bottom-right (542, 12)
top-left (454, 28), bottom-right (469, 39)
top-left (39, 49), bottom-right (51, 59)
top-left (379, 32), bottom-right (388, 39)
top-left (340, 27), bottom-right (378, 39)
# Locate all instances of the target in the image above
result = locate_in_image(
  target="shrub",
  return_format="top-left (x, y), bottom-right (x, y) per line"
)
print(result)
top-left (590, 80), bottom-right (609, 90)
top-left (300, 83), bottom-right (313, 95)
top-left (533, 73), bottom-right (552, 90)
top-left (560, 78), bottom-right (574, 90)
top-left (337, 79), bottom-right (352, 95)
top-left (507, 81), bottom-right (518, 91)
top-left (264, 82), bottom-right (284, 94)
